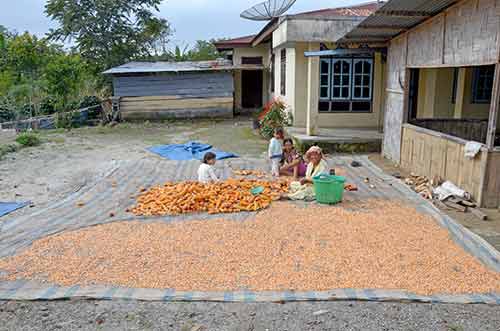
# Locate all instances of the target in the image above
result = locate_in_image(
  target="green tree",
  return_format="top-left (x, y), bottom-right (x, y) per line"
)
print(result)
top-left (166, 44), bottom-right (191, 61)
top-left (43, 54), bottom-right (85, 110)
top-left (187, 40), bottom-right (221, 61)
top-left (45, 0), bottom-right (172, 72)
top-left (6, 33), bottom-right (59, 80)
top-left (148, 40), bottom-right (223, 62)
top-left (0, 28), bottom-right (97, 119)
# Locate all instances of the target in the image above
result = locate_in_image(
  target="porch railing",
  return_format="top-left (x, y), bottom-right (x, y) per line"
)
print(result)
top-left (408, 118), bottom-right (488, 143)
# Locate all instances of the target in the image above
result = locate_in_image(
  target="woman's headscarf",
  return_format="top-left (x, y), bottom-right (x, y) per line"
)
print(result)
top-left (305, 146), bottom-right (323, 162)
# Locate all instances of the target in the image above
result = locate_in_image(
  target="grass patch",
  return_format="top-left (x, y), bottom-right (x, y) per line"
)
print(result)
top-left (47, 136), bottom-right (66, 144)
top-left (41, 128), bottom-right (67, 135)
top-left (0, 143), bottom-right (19, 159)
top-left (15, 132), bottom-right (41, 147)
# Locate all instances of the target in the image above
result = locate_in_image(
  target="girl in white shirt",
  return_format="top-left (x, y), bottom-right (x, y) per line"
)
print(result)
top-left (268, 128), bottom-right (284, 177)
top-left (198, 152), bottom-right (219, 183)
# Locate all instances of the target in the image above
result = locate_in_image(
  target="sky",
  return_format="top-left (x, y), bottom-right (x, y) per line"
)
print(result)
top-left (0, 0), bottom-right (366, 47)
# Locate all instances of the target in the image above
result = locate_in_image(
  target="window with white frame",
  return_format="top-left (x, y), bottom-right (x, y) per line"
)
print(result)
top-left (319, 59), bottom-right (330, 100)
top-left (318, 57), bottom-right (374, 113)
top-left (332, 59), bottom-right (351, 100)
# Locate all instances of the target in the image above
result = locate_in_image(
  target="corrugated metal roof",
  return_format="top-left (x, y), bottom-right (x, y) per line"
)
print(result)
top-left (103, 60), bottom-right (235, 75)
top-left (213, 35), bottom-right (256, 50)
top-left (338, 0), bottom-right (460, 43)
top-left (289, 2), bottom-right (383, 19)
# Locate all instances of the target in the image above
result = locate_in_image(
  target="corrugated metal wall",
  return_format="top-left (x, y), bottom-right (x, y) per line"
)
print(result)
top-left (113, 71), bottom-right (235, 120)
top-left (113, 71), bottom-right (234, 98)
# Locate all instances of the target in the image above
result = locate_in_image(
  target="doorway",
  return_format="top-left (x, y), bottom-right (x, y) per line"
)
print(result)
top-left (241, 70), bottom-right (263, 109)
top-left (408, 68), bottom-right (419, 120)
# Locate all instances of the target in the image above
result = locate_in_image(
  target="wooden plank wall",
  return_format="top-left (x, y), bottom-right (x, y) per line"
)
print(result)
top-left (383, 0), bottom-right (500, 164)
top-left (443, 0), bottom-right (499, 66)
top-left (401, 125), bottom-right (489, 204)
top-left (113, 71), bottom-right (234, 98)
top-left (120, 96), bottom-right (234, 120)
top-left (407, 15), bottom-right (445, 66)
top-left (406, 0), bottom-right (500, 67)
top-left (481, 151), bottom-right (500, 207)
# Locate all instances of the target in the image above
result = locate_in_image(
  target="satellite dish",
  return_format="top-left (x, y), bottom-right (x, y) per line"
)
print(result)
top-left (241, 0), bottom-right (297, 21)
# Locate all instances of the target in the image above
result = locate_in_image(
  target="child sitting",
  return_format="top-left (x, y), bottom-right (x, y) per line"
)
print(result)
top-left (198, 152), bottom-right (219, 183)
top-left (268, 128), bottom-right (284, 177)
top-left (280, 138), bottom-right (307, 180)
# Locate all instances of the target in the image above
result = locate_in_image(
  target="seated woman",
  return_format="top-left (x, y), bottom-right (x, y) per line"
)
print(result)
top-left (279, 138), bottom-right (307, 180)
top-left (300, 146), bottom-right (329, 185)
top-left (287, 146), bottom-right (329, 201)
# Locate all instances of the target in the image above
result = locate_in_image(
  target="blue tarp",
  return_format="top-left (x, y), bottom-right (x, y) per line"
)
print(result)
top-left (148, 142), bottom-right (238, 161)
top-left (0, 202), bottom-right (30, 218)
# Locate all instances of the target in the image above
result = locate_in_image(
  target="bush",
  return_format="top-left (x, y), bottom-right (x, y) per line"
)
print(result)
top-left (55, 110), bottom-right (87, 129)
top-left (0, 144), bottom-right (18, 159)
top-left (15, 132), bottom-right (41, 147)
top-left (259, 98), bottom-right (290, 139)
top-left (56, 111), bottom-right (75, 129)
top-left (78, 96), bottom-right (102, 120)
top-left (65, 100), bottom-right (80, 112)
top-left (39, 97), bottom-right (57, 115)
top-left (78, 95), bottom-right (101, 109)
top-left (0, 105), bottom-right (15, 123)
top-left (19, 103), bottom-right (35, 119)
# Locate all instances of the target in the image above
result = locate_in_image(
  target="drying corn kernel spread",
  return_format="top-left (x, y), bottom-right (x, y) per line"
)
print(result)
top-left (1, 200), bottom-right (499, 295)
top-left (130, 179), bottom-right (289, 216)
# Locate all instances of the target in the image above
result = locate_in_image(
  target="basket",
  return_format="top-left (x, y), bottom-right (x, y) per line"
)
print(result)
top-left (312, 174), bottom-right (346, 205)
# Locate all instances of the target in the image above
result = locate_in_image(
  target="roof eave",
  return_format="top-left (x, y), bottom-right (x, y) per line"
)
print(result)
top-left (333, 0), bottom-right (461, 44)
top-left (251, 18), bottom-right (279, 47)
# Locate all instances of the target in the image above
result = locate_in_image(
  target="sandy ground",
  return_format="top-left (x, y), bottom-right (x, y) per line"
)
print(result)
top-left (1, 119), bottom-right (500, 329)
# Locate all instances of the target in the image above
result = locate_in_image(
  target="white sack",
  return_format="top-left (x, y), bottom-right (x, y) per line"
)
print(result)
top-left (464, 141), bottom-right (482, 159)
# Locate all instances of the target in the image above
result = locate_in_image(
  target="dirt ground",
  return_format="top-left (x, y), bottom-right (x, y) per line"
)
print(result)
top-left (0, 119), bottom-right (267, 215)
top-left (1, 118), bottom-right (500, 329)
top-left (1, 299), bottom-right (500, 331)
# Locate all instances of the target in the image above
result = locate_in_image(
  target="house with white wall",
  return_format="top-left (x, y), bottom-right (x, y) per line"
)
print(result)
top-left (214, 2), bottom-right (385, 132)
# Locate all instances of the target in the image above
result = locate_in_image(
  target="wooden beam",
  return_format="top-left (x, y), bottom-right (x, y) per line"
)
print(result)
top-left (486, 64), bottom-right (500, 148)
top-left (304, 48), bottom-right (386, 57)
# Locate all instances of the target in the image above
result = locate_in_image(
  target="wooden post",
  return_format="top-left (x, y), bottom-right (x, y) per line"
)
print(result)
top-left (400, 67), bottom-right (411, 165)
top-left (306, 48), bottom-right (319, 136)
top-left (454, 67), bottom-right (467, 119)
top-left (486, 64), bottom-right (500, 149)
